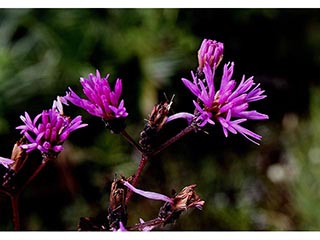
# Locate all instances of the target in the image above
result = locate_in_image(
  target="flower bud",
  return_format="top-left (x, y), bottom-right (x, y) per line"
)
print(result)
top-left (197, 38), bottom-right (224, 73)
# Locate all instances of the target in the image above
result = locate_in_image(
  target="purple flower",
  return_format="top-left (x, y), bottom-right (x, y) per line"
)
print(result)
top-left (0, 156), bottom-right (14, 169)
top-left (63, 70), bottom-right (128, 120)
top-left (182, 62), bottom-right (268, 144)
top-left (198, 38), bottom-right (224, 72)
top-left (16, 98), bottom-right (87, 154)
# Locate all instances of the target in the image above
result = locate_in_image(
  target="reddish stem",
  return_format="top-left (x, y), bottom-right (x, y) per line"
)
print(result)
top-left (151, 124), bottom-right (195, 157)
top-left (125, 154), bottom-right (148, 204)
top-left (0, 189), bottom-right (20, 230)
top-left (10, 194), bottom-right (20, 230)
top-left (120, 130), bottom-right (143, 154)
top-left (125, 125), bottom-right (196, 205)
top-left (17, 156), bottom-right (51, 195)
top-left (7, 155), bottom-right (52, 230)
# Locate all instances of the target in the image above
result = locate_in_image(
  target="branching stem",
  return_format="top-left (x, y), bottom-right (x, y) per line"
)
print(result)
top-left (17, 156), bottom-right (52, 196)
top-left (0, 155), bottom-right (53, 230)
top-left (151, 124), bottom-right (196, 157)
top-left (125, 124), bottom-right (196, 205)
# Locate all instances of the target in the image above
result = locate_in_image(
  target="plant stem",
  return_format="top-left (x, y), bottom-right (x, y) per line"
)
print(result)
top-left (150, 124), bottom-right (195, 157)
top-left (125, 154), bottom-right (149, 204)
top-left (5, 155), bottom-right (53, 230)
top-left (0, 189), bottom-right (21, 230)
top-left (17, 156), bottom-right (52, 195)
top-left (125, 125), bottom-right (195, 204)
top-left (120, 130), bottom-right (143, 153)
top-left (10, 194), bottom-right (20, 230)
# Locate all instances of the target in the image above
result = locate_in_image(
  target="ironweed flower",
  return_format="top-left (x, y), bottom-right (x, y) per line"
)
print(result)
top-left (63, 70), bottom-right (128, 120)
top-left (197, 38), bottom-right (224, 72)
top-left (16, 98), bottom-right (87, 155)
top-left (182, 62), bottom-right (268, 144)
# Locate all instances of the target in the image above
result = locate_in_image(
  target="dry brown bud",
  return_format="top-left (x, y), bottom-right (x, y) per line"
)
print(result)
top-left (10, 136), bottom-right (29, 172)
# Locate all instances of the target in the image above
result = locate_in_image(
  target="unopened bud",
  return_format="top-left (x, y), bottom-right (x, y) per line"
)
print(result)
top-left (198, 38), bottom-right (224, 73)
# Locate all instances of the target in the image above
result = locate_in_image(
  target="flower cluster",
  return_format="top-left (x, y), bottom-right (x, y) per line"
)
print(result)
top-left (182, 62), bottom-right (268, 144)
top-left (174, 38), bottom-right (269, 144)
top-left (63, 70), bottom-right (128, 121)
top-left (16, 98), bottom-right (87, 155)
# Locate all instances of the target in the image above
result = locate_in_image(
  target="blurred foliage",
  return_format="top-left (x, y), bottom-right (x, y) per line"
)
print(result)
top-left (283, 88), bottom-right (320, 230)
top-left (0, 9), bottom-right (320, 231)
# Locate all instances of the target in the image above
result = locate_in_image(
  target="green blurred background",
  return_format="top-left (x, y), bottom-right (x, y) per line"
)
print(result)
top-left (0, 9), bottom-right (319, 230)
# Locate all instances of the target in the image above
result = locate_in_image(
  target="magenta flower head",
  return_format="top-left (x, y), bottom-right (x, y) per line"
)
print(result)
top-left (197, 38), bottom-right (224, 73)
top-left (63, 70), bottom-right (128, 133)
top-left (16, 97), bottom-right (87, 156)
top-left (182, 62), bottom-right (268, 145)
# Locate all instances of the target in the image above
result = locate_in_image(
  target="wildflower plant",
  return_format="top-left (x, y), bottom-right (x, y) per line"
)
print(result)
top-left (0, 38), bottom-right (268, 231)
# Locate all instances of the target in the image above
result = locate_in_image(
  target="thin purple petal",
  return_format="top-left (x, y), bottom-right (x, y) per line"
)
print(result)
top-left (166, 112), bottom-right (195, 125)
top-left (0, 157), bottom-right (14, 168)
top-left (181, 77), bottom-right (201, 97)
top-left (123, 181), bottom-right (173, 204)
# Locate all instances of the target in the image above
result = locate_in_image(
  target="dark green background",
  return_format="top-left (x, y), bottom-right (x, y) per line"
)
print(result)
top-left (0, 9), bottom-right (319, 230)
